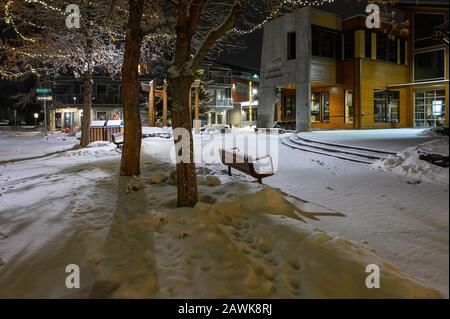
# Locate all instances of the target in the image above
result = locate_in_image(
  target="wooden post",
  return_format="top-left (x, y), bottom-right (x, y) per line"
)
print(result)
top-left (148, 80), bottom-right (155, 126)
top-left (188, 87), bottom-right (192, 124)
top-left (276, 102), bottom-right (281, 122)
top-left (162, 80), bottom-right (168, 127)
top-left (49, 109), bottom-right (56, 133)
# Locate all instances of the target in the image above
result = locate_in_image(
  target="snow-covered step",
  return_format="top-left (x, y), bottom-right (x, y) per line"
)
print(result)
top-left (296, 134), bottom-right (397, 156)
top-left (290, 135), bottom-right (393, 161)
top-left (281, 137), bottom-right (375, 164)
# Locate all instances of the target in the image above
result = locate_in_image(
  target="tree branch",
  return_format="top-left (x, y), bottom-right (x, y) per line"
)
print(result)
top-left (191, 0), bottom-right (247, 70)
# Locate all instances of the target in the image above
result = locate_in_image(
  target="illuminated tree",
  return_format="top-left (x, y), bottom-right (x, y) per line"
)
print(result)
top-left (0, 0), bottom-right (126, 146)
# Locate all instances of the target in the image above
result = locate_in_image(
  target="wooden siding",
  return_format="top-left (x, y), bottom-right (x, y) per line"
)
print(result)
top-left (311, 57), bottom-right (337, 85)
top-left (359, 59), bottom-right (409, 128)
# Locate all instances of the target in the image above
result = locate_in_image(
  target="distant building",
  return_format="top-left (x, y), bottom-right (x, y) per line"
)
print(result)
top-left (47, 63), bottom-right (259, 131)
top-left (258, 4), bottom-right (449, 131)
top-left (230, 65), bottom-right (260, 128)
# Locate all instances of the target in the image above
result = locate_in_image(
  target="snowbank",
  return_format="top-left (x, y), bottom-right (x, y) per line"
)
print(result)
top-left (64, 141), bottom-right (118, 158)
top-left (89, 183), bottom-right (441, 298)
top-left (374, 139), bottom-right (449, 185)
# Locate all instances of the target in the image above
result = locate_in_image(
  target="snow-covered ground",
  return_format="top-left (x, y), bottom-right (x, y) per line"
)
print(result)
top-left (0, 130), bottom-right (77, 163)
top-left (0, 129), bottom-right (448, 298)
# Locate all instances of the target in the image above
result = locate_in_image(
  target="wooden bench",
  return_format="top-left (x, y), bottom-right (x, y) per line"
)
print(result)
top-left (112, 132), bottom-right (124, 148)
top-left (219, 148), bottom-right (275, 184)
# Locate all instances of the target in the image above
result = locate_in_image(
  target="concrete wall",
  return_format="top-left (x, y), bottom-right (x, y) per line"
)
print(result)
top-left (259, 7), bottom-right (312, 132)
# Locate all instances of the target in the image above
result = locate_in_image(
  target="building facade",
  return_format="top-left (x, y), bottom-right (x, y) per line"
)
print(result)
top-left (258, 5), bottom-right (449, 131)
top-left (51, 76), bottom-right (128, 131)
top-left (48, 64), bottom-right (260, 131)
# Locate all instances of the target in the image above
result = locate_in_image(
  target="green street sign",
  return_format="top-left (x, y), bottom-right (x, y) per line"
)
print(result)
top-left (36, 88), bottom-right (52, 94)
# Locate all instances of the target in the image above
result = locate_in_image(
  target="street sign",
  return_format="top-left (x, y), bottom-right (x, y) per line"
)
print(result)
top-left (36, 88), bottom-right (52, 94)
top-left (37, 96), bottom-right (53, 101)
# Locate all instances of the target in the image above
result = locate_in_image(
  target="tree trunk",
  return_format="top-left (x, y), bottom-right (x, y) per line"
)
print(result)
top-left (80, 71), bottom-right (92, 148)
top-left (168, 76), bottom-right (198, 207)
top-left (120, 0), bottom-right (144, 176)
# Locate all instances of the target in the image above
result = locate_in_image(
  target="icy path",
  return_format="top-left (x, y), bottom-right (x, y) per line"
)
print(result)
top-left (265, 142), bottom-right (449, 296)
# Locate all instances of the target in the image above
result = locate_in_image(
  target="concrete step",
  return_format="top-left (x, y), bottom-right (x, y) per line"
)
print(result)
top-left (281, 137), bottom-right (375, 164)
top-left (290, 135), bottom-right (394, 161)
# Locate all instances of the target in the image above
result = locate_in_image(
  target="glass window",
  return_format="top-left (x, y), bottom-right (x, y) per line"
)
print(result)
top-left (311, 91), bottom-right (330, 123)
top-left (414, 13), bottom-right (447, 49)
top-left (377, 33), bottom-right (387, 61)
top-left (344, 31), bottom-right (354, 59)
top-left (345, 89), bottom-right (354, 124)
top-left (284, 95), bottom-right (296, 117)
top-left (312, 25), bottom-right (341, 59)
top-left (414, 49), bottom-right (445, 82)
top-left (322, 92), bottom-right (330, 122)
top-left (320, 31), bottom-right (334, 58)
top-left (335, 33), bottom-right (342, 59)
top-left (388, 39), bottom-right (397, 63)
top-left (96, 84), bottom-right (107, 95)
top-left (374, 90), bottom-right (400, 122)
top-left (400, 39), bottom-right (405, 65)
top-left (311, 92), bottom-right (321, 123)
top-left (287, 32), bottom-right (296, 60)
top-left (97, 112), bottom-right (107, 120)
top-left (365, 31), bottom-right (372, 59)
top-left (312, 28), bottom-right (320, 56)
top-left (414, 90), bottom-right (446, 127)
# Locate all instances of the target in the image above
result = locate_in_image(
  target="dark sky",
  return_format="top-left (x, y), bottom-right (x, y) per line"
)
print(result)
top-left (218, 0), bottom-right (449, 70)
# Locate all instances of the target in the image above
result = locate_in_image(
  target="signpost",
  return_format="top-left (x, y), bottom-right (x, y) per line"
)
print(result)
top-left (36, 88), bottom-right (52, 94)
top-left (36, 89), bottom-right (53, 135)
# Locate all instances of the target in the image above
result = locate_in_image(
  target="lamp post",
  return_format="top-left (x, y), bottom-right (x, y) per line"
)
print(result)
top-left (34, 113), bottom-right (39, 127)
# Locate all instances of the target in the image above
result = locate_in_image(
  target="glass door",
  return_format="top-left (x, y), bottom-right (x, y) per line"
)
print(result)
top-left (311, 91), bottom-right (330, 123)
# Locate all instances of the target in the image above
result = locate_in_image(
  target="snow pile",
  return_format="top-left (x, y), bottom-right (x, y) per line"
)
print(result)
top-left (374, 139), bottom-right (449, 185)
top-left (417, 127), bottom-right (449, 137)
top-left (64, 141), bottom-right (118, 158)
top-left (88, 184), bottom-right (441, 299)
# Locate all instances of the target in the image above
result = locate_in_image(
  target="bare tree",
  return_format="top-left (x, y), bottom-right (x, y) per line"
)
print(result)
top-left (166, 0), bottom-right (337, 207)
top-left (0, 0), bottom-right (126, 147)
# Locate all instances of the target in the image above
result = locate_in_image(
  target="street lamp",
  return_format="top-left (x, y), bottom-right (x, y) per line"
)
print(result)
top-left (34, 113), bottom-right (39, 127)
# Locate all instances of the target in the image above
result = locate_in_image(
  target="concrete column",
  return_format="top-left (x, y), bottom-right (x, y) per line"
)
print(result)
top-left (257, 87), bottom-right (276, 128)
top-left (296, 82), bottom-right (311, 132)
top-left (294, 8), bottom-right (311, 132)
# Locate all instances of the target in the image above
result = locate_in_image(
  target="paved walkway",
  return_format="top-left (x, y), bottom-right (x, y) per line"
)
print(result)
top-left (300, 128), bottom-right (440, 152)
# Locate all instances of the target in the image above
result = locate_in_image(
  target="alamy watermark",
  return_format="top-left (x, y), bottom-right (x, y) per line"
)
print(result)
top-left (366, 4), bottom-right (381, 29)
top-left (365, 264), bottom-right (380, 289)
top-left (65, 264), bottom-right (80, 289)
top-left (65, 4), bottom-right (80, 29)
